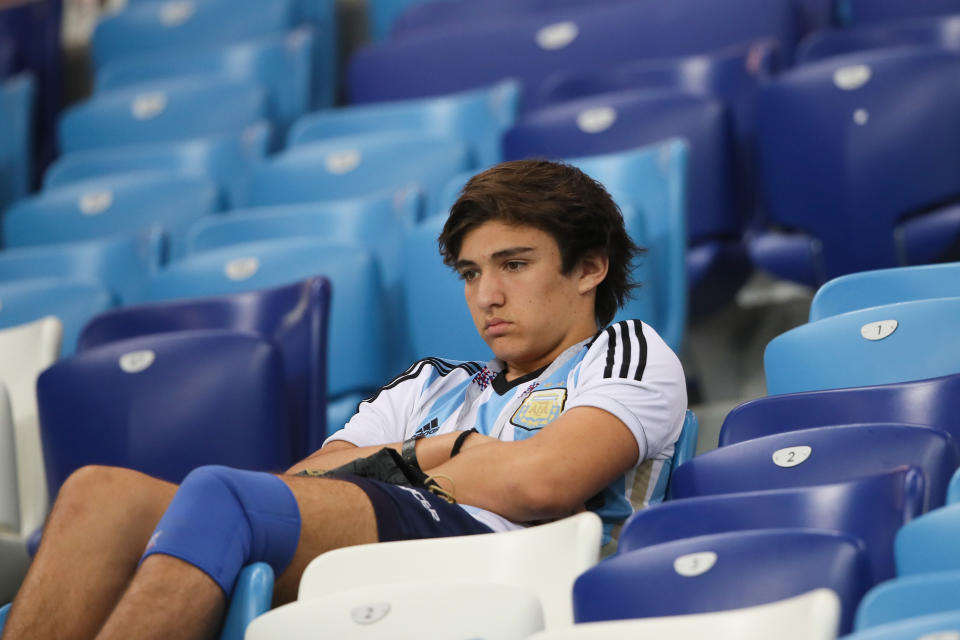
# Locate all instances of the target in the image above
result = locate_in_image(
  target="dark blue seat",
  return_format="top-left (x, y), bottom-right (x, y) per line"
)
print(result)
top-left (0, 74), bottom-right (34, 212)
top-left (670, 424), bottom-right (960, 510)
top-left (798, 14), bottom-right (960, 64)
top-left (503, 90), bottom-right (748, 316)
top-left (574, 529), bottom-right (871, 633)
top-left (78, 276), bottom-right (331, 458)
top-left (618, 467), bottom-right (926, 584)
top-left (719, 374), bottom-right (960, 447)
top-left (36, 330), bottom-right (292, 498)
top-left (348, 0), bottom-right (799, 106)
top-left (753, 47), bottom-right (960, 286)
top-left (835, 0), bottom-right (960, 27)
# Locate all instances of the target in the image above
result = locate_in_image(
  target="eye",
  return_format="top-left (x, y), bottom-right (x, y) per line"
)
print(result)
top-left (504, 260), bottom-right (526, 272)
top-left (459, 268), bottom-right (479, 282)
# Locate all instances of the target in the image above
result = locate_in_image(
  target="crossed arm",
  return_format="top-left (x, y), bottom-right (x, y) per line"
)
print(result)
top-left (286, 406), bottom-right (641, 523)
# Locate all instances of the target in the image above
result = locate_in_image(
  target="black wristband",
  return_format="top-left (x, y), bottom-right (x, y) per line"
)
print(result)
top-left (401, 436), bottom-right (422, 473)
top-left (450, 428), bottom-right (477, 458)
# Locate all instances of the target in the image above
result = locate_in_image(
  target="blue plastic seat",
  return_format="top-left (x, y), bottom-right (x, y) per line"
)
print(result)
top-left (574, 529), bottom-right (871, 633)
top-left (842, 611), bottom-right (960, 640)
top-left (797, 14), bottom-right (960, 63)
top-left (139, 238), bottom-right (389, 435)
top-left (809, 262), bottom-right (960, 321)
top-left (0, 232), bottom-right (164, 304)
top-left (670, 423), bottom-right (959, 510)
top-left (58, 78), bottom-right (268, 154)
top-left (0, 74), bottom-right (34, 212)
top-left (894, 501), bottom-right (960, 575)
top-left (619, 467), bottom-right (926, 584)
top-left (835, 0), bottom-right (960, 27)
top-left (504, 89), bottom-right (748, 316)
top-left (95, 28), bottom-right (315, 133)
top-left (855, 571), bottom-right (960, 631)
top-left (78, 276), bottom-right (331, 457)
top-left (764, 297), bottom-right (960, 395)
top-left (349, 0), bottom-right (799, 105)
top-left (287, 80), bottom-right (519, 168)
top-left (719, 374), bottom-right (960, 447)
top-left (36, 330), bottom-right (291, 497)
top-left (753, 48), bottom-right (960, 286)
top-left (949, 467), bottom-right (960, 503)
top-left (3, 172), bottom-right (222, 259)
top-left (0, 279), bottom-right (114, 356)
top-left (44, 124), bottom-right (271, 207)
top-left (240, 132), bottom-right (472, 215)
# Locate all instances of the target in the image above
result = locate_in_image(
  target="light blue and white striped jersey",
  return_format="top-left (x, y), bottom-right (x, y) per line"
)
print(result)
top-left (325, 319), bottom-right (687, 541)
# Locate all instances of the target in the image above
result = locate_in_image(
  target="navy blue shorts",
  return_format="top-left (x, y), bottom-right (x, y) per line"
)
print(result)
top-left (329, 474), bottom-right (494, 542)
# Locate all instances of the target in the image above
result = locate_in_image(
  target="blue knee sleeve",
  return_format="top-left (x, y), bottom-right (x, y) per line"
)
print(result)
top-left (141, 466), bottom-right (301, 598)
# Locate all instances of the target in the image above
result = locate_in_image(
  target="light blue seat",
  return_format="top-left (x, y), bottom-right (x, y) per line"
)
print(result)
top-left (58, 78), bottom-right (268, 154)
top-left (140, 237), bottom-right (390, 434)
top-left (4, 172), bottom-right (222, 259)
top-left (0, 233), bottom-right (164, 304)
top-left (810, 263), bottom-right (960, 321)
top-left (841, 611), bottom-right (960, 640)
top-left (855, 571), bottom-right (960, 631)
top-left (367, 0), bottom-right (448, 40)
top-left (240, 131), bottom-right (472, 215)
top-left (0, 73), bottom-right (34, 212)
top-left (895, 501), bottom-right (960, 575)
top-left (287, 80), bottom-right (520, 167)
top-left (949, 466), bottom-right (960, 503)
top-left (764, 297), bottom-right (960, 395)
top-left (0, 279), bottom-right (114, 356)
top-left (44, 123), bottom-right (271, 207)
top-left (95, 28), bottom-right (315, 133)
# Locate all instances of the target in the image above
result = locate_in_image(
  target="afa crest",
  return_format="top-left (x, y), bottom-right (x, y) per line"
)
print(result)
top-left (511, 388), bottom-right (567, 431)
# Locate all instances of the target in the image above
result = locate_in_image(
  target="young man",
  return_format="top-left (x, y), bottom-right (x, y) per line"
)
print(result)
top-left (2, 160), bottom-right (686, 640)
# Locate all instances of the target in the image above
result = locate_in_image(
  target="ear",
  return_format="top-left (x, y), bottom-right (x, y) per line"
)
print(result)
top-left (576, 252), bottom-right (609, 295)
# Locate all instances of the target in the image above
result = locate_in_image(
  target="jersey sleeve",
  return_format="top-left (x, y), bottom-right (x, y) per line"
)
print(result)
top-left (564, 319), bottom-right (687, 464)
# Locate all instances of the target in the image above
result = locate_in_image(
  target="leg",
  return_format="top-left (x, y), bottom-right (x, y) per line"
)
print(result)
top-left (94, 475), bottom-right (376, 640)
top-left (2, 466), bottom-right (177, 640)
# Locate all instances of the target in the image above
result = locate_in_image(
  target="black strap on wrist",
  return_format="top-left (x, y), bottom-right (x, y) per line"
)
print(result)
top-left (401, 435), bottom-right (422, 473)
top-left (450, 428), bottom-right (477, 458)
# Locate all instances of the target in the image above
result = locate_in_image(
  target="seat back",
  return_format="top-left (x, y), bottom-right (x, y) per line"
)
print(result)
top-left (764, 297), bottom-right (960, 395)
top-left (798, 14), bottom-right (960, 63)
top-left (0, 74), bottom-right (33, 212)
top-left (298, 512), bottom-right (602, 628)
top-left (0, 383), bottom-right (18, 532)
top-left (836, 0), bottom-right (960, 26)
top-left (670, 423), bottom-right (960, 510)
top-left (78, 277), bottom-right (331, 456)
top-left (618, 467), bottom-right (926, 583)
top-left (719, 373), bottom-right (960, 446)
top-left (58, 78), bottom-right (268, 154)
top-left (809, 262), bottom-right (960, 321)
top-left (894, 501), bottom-right (960, 575)
top-left (574, 529), bottom-right (869, 633)
top-left (842, 611), bottom-right (960, 640)
top-left (855, 571), bottom-right (960, 631)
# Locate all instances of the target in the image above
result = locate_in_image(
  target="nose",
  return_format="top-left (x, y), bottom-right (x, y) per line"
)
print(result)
top-left (473, 271), bottom-right (505, 310)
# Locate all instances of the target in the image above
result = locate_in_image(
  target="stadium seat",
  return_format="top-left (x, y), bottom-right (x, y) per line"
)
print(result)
top-left (297, 512), bottom-right (602, 628)
top-left (37, 331), bottom-right (290, 497)
top-left (504, 90), bottom-right (748, 316)
top-left (619, 467), bottom-right (926, 584)
top-left (0, 74), bottom-right (33, 212)
top-left (367, 0), bottom-right (439, 40)
top-left (77, 277), bottom-right (331, 457)
top-left (797, 14), bottom-right (960, 63)
top-left (58, 78), bottom-right (268, 154)
top-left (43, 124), bottom-right (271, 207)
top-left (573, 529), bottom-right (869, 633)
top-left (719, 373), bottom-right (960, 446)
top-left (764, 298), bottom-right (960, 395)
top-left (95, 28), bottom-right (315, 133)
top-left (894, 501), bottom-right (960, 575)
top-left (949, 467), bottom-right (960, 503)
top-left (0, 384), bottom-right (17, 533)
top-left (0, 317), bottom-right (61, 603)
top-left (3, 172), bottom-right (221, 259)
top-left (753, 48), bottom-right (960, 286)
top-left (835, 0), bottom-right (960, 27)
top-left (139, 238), bottom-right (388, 436)
top-left (348, 0), bottom-right (800, 105)
top-left (841, 611), bottom-right (960, 640)
top-left (669, 424), bottom-right (959, 510)
top-left (0, 232), bottom-right (164, 305)
top-left (855, 571), bottom-right (960, 630)
top-left (287, 80), bottom-right (520, 168)
top-left (526, 589), bottom-right (840, 640)
top-left (809, 262), bottom-right (960, 321)
top-left (241, 131), bottom-right (471, 215)
top-left (245, 581), bottom-right (544, 639)
top-left (0, 279), bottom-right (113, 356)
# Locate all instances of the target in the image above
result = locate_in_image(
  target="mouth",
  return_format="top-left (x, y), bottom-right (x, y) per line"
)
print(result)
top-left (484, 319), bottom-right (510, 336)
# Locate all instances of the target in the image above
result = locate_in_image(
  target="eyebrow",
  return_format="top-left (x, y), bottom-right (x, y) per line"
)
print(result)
top-left (454, 246), bottom-right (536, 270)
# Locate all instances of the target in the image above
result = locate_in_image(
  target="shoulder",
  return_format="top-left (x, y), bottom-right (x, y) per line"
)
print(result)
top-left (361, 357), bottom-right (487, 406)
top-left (580, 319), bottom-right (681, 384)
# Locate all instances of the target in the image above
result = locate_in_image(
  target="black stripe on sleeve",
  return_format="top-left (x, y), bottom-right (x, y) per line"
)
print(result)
top-left (632, 320), bottom-right (648, 381)
top-left (360, 357), bottom-right (483, 406)
top-left (603, 325), bottom-right (618, 378)
top-left (617, 321), bottom-right (632, 379)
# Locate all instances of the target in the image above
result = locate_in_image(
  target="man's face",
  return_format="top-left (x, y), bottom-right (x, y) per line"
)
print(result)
top-left (455, 220), bottom-right (599, 378)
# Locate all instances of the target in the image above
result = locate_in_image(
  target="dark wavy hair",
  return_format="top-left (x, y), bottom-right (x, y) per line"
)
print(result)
top-left (438, 159), bottom-right (643, 327)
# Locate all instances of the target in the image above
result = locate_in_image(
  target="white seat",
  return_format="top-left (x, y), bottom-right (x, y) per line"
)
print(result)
top-left (245, 580), bottom-right (544, 639)
top-left (526, 588), bottom-right (841, 639)
top-left (0, 316), bottom-right (62, 602)
top-left (297, 512), bottom-right (602, 628)
top-left (0, 383), bottom-right (19, 532)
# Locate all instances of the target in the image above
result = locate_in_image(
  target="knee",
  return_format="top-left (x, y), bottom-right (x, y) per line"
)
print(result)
top-left (56, 465), bottom-right (141, 510)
